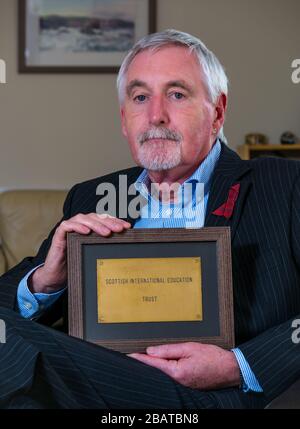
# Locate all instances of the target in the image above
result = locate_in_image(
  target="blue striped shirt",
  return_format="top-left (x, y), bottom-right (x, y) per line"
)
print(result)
top-left (134, 140), bottom-right (220, 229)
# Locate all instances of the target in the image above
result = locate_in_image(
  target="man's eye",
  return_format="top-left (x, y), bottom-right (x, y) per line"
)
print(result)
top-left (171, 92), bottom-right (185, 100)
top-left (134, 94), bottom-right (147, 102)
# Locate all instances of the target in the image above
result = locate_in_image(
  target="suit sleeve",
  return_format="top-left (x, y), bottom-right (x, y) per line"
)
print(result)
top-left (0, 184), bottom-right (78, 312)
top-left (238, 174), bottom-right (300, 401)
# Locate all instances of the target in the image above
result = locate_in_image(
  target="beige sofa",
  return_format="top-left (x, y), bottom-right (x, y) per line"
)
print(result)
top-left (0, 190), bottom-right (68, 275)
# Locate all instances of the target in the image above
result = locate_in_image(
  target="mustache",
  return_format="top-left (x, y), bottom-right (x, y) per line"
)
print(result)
top-left (138, 127), bottom-right (182, 145)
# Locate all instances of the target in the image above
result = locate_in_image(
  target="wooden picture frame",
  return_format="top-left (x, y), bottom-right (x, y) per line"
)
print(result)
top-left (67, 227), bottom-right (235, 353)
top-left (18, 0), bottom-right (156, 73)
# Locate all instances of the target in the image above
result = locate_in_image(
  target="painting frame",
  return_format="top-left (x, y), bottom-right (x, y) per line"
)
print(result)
top-left (67, 227), bottom-right (235, 354)
top-left (18, 0), bottom-right (157, 73)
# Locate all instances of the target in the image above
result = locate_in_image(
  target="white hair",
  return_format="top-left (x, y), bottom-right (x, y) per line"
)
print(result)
top-left (117, 29), bottom-right (228, 144)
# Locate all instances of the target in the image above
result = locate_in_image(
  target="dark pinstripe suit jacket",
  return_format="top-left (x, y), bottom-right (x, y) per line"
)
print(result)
top-left (0, 143), bottom-right (299, 401)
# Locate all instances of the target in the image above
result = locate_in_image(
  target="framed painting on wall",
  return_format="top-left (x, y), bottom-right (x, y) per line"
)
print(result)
top-left (19, 0), bottom-right (156, 73)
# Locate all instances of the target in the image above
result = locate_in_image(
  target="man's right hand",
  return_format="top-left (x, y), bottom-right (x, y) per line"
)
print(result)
top-left (29, 213), bottom-right (131, 294)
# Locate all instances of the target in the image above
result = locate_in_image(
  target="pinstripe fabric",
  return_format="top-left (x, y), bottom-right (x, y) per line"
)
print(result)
top-left (0, 143), bottom-right (299, 408)
top-left (0, 306), bottom-right (267, 409)
top-left (204, 145), bottom-right (300, 401)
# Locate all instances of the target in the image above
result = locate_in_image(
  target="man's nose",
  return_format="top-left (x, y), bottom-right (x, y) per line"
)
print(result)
top-left (148, 96), bottom-right (170, 126)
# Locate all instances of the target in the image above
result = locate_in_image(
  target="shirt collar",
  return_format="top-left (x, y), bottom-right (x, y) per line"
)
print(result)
top-left (134, 139), bottom-right (221, 200)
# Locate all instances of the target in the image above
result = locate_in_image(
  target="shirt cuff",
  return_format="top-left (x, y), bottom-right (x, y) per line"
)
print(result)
top-left (232, 348), bottom-right (263, 393)
top-left (17, 264), bottom-right (66, 319)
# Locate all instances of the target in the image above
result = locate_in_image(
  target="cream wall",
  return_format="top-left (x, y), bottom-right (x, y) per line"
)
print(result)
top-left (0, 0), bottom-right (299, 189)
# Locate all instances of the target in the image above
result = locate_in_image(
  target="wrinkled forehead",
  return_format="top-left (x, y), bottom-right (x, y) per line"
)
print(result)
top-left (124, 45), bottom-right (206, 97)
top-left (127, 44), bottom-right (199, 74)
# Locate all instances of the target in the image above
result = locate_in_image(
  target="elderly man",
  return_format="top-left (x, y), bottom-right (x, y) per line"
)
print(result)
top-left (0, 29), bottom-right (299, 409)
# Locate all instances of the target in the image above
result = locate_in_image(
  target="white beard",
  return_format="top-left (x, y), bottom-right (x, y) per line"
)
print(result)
top-left (137, 140), bottom-right (182, 171)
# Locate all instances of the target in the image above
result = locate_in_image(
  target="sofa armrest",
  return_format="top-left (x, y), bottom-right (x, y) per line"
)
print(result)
top-left (0, 190), bottom-right (67, 271)
top-left (0, 244), bottom-right (6, 276)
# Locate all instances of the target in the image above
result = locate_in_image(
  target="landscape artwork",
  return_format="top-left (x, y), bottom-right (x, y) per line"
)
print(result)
top-left (20, 0), bottom-right (155, 71)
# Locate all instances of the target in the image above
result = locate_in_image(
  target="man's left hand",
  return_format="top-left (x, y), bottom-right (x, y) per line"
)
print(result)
top-left (128, 342), bottom-right (240, 390)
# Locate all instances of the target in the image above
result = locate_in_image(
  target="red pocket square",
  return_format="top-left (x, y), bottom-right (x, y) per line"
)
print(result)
top-left (212, 183), bottom-right (240, 219)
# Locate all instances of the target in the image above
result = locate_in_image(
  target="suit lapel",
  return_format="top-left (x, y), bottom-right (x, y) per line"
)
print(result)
top-left (114, 167), bottom-right (144, 226)
top-left (205, 144), bottom-right (252, 242)
top-left (125, 192), bottom-right (147, 226)
top-left (114, 144), bottom-right (252, 239)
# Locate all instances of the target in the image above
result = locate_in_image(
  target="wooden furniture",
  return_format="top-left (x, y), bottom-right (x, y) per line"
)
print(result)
top-left (237, 143), bottom-right (300, 160)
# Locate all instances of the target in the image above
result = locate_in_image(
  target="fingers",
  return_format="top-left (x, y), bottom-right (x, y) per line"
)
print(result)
top-left (37, 213), bottom-right (130, 293)
top-left (129, 343), bottom-right (206, 388)
top-left (54, 213), bottom-right (131, 242)
top-left (94, 213), bottom-right (131, 232)
top-left (53, 220), bottom-right (93, 247)
top-left (128, 343), bottom-right (199, 382)
top-left (128, 353), bottom-right (178, 379)
top-left (82, 213), bottom-right (131, 235)
top-left (146, 342), bottom-right (197, 359)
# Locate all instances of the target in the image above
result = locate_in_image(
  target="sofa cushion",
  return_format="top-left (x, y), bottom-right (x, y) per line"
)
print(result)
top-left (0, 190), bottom-right (68, 273)
top-left (0, 245), bottom-right (6, 274)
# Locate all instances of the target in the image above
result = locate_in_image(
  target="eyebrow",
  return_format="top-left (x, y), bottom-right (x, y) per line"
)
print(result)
top-left (165, 80), bottom-right (194, 94)
top-left (126, 80), bottom-right (150, 97)
top-left (126, 79), bottom-right (194, 97)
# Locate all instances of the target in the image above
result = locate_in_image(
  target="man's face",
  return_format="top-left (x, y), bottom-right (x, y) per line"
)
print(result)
top-left (121, 45), bottom-right (224, 178)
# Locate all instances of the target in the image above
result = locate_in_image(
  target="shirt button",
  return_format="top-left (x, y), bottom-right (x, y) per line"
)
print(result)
top-left (25, 302), bottom-right (32, 310)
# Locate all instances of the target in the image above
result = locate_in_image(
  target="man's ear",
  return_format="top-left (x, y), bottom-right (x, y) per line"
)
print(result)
top-left (120, 106), bottom-right (128, 139)
top-left (213, 93), bottom-right (227, 129)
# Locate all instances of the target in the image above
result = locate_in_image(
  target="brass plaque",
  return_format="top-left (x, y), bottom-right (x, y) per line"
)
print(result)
top-left (97, 257), bottom-right (202, 323)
